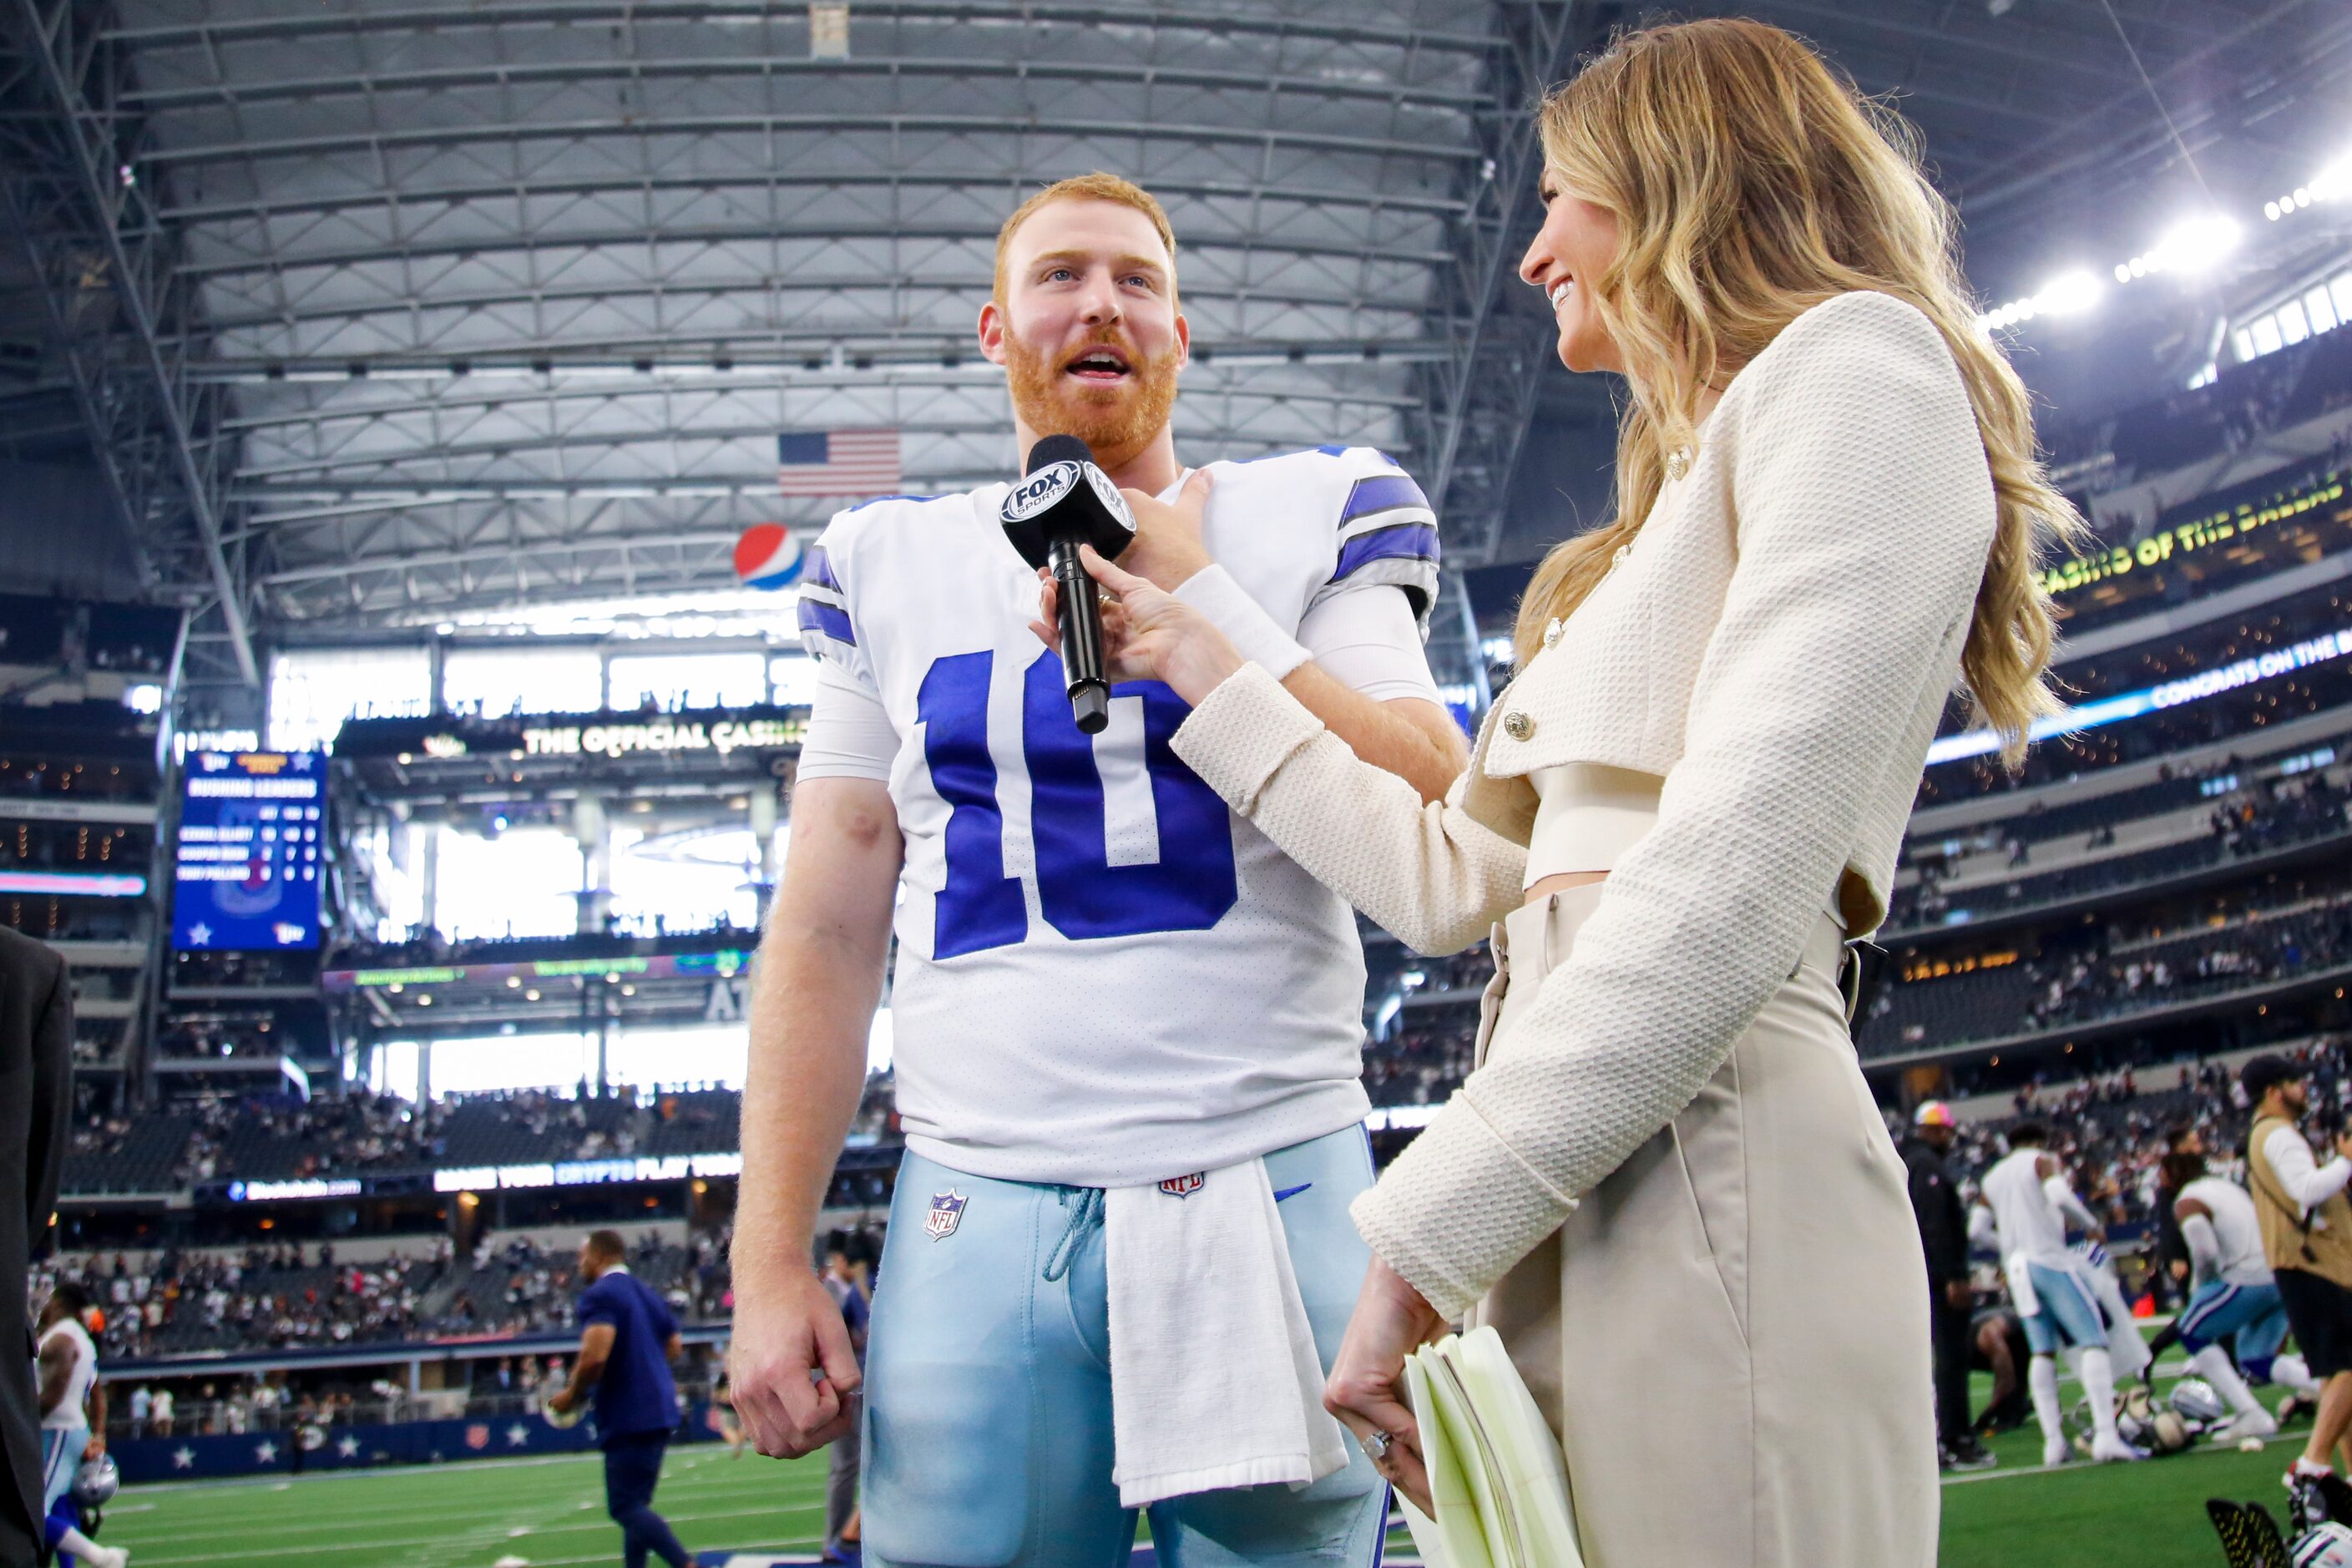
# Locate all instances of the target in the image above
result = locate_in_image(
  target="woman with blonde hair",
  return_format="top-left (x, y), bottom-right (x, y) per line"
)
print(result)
top-left (1041, 16), bottom-right (2081, 1565)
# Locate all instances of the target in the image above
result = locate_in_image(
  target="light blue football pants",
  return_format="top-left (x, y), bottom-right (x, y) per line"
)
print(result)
top-left (860, 1123), bottom-right (1389, 1567)
top-left (40, 1424), bottom-right (87, 1515)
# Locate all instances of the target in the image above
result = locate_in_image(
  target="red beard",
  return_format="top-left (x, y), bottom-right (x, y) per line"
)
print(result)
top-left (1002, 328), bottom-right (1181, 463)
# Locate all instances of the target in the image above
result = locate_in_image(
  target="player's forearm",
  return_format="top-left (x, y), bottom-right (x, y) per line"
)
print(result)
top-left (1277, 662), bottom-right (1466, 805)
top-left (564, 1356), bottom-right (607, 1403)
top-left (736, 914), bottom-right (887, 1292)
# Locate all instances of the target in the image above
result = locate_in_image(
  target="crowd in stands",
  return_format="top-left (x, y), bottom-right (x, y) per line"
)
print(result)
top-left (39, 1242), bottom-right (451, 1359)
top-left (1895, 762), bottom-right (2349, 929)
top-left (1864, 861), bottom-right (2352, 1059)
top-left (333, 917), bottom-right (756, 972)
top-left (32, 1221), bottom-right (761, 1360)
top-left (2040, 322), bottom-right (2351, 484)
top-left (169, 949), bottom-right (319, 988)
top-left (51, 1072), bottom-right (898, 1202)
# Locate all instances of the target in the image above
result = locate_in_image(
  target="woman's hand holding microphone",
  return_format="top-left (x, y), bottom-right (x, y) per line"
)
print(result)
top-left (1028, 468), bottom-right (1246, 705)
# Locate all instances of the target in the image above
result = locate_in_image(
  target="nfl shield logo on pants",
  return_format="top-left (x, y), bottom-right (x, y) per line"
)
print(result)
top-left (927, 1189), bottom-right (968, 1240)
top-left (1157, 1172), bottom-right (1206, 1200)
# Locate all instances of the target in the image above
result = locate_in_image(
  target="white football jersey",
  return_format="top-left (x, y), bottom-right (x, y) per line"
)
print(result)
top-left (1982, 1146), bottom-right (2072, 1269)
top-left (2180, 1175), bottom-right (2272, 1287)
top-left (39, 1316), bottom-right (97, 1431)
top-left (799, 446), bottom-right (1442, 1186)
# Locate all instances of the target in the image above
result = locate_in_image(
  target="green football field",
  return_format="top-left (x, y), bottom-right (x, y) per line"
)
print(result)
top-left (86, 1369), bottom-right (2314, 1567)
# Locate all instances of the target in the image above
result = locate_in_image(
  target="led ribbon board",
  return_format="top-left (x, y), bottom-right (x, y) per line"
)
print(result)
top-left (1929, 625), bottom-right (2352, 766)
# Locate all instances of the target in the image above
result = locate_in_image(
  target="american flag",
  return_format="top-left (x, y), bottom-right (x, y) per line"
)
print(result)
top-left (776, 429), bottom-right (901, 496)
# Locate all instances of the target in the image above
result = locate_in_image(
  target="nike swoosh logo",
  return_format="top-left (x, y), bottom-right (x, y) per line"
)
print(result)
top-left (1272, 1183), bottom-right (1313, 1203)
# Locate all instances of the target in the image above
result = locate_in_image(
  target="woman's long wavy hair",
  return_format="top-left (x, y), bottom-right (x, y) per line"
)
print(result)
top-left (1512, 18), bottom-right (2081, 767)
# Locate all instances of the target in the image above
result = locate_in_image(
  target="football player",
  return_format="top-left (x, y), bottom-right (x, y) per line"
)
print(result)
top-left (728, 172), bottom-right (1466, 1565)
top-left (37, 1283), bottom-right (127, 1568)
top-left (1980, 1125), bottom-right (2145, 1464)
top-left (2172, 1147), bottom-right (2325, 1439)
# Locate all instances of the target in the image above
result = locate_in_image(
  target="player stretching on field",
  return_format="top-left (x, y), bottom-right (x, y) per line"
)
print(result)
top-left (1980, 1123), bottom-right (2145, 1466)
top-left (2167, 1146), bottom-right (2324, 1440)
top-left (728, 172), bottom-right (1465, 1565)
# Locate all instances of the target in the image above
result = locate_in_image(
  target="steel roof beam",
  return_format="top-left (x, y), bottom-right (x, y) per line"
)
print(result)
top-left (175, 224), bottom-right (1456, 281)
top-left (3, 0), bottom-right (257, 685)
top-left (103, 2), bottom-right (1494, 57)
top-left (159, 169), bottom-right (1469, 228)
top-left (217, 377), bottom-right (1420, 438)
top-left (1956, 0), bottom-right (2336, 212)
top-left (188, 278), bottom-right (1427, 339)
top-left (123, 54), bottom-right (1485, 115)
top-left (1418, 0), bottom-right (1590, 569)
top-left (137, 111), bottom-right (1469, 172)
top-left (178, 335), bottom-right (1450, 379)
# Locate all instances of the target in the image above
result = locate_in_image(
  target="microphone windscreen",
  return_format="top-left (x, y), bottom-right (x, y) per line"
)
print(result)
top-left (1025, 433), bottom-right (1094, 474)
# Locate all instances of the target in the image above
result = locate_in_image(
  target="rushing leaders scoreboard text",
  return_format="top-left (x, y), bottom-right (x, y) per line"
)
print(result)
top-left (172, 750), bottom-right (326, 950)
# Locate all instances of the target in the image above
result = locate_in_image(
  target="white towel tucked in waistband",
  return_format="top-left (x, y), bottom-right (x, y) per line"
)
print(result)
top-left (1104, 1156), bottom-right (1349, 1508)
top-left (2005, 1252), bottom-right (2041, 1318)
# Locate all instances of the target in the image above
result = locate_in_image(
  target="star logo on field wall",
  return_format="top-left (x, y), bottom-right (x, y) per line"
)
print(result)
top-left (254, 1440), bottom-right (277, 1463)
top-left (170, 1447), bottom-right (193, 1469)
top-left (336, 1435), bottom-right (360, 1458)
top-left (506, 1424), bottom-right (531, 1447)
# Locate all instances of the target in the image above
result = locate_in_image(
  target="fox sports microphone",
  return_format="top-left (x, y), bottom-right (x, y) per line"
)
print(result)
top-left (1001, 433), bottom-right (1138, 734)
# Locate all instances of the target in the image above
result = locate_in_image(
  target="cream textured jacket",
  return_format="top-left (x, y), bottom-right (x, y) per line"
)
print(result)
top-left (1171, 291), bottom-right (2000, 1320)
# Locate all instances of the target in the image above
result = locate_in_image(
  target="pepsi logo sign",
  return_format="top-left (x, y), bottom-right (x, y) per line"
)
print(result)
top-left (732, 524), bottom-right (806, 591)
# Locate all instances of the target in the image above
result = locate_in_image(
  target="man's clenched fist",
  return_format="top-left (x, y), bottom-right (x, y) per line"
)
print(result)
top-left (729, 1269), bottom-right (863, 1459)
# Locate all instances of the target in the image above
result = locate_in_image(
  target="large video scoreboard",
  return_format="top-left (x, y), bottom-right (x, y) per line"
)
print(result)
top-left (171, 751), bottom-right (325, 950)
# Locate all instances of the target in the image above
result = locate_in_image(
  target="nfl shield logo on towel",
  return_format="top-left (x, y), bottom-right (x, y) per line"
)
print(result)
top-left (1157, 1171), bottom-right (1206, 1200)
top-left (927, 1189), bottom-right (968, 1240)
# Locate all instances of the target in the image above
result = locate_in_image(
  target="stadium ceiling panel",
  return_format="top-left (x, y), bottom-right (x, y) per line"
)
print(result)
top-left (68, 0), bottom-right (1505, 637)
top-left (3, 0), bottom-right (2344, 670)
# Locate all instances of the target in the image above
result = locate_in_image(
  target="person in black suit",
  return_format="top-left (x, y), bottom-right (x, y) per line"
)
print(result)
top-left (2, 926), bottom-right (74, 1567)
top-left (1904, 1100), bottom-right (1994, 1471)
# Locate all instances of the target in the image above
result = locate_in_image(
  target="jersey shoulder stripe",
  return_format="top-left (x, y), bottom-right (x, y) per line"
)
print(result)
top-left (1339, 471), bottom-right (1433, 527)
top-left (797, 543), bottom-right (857, 653)
top-left (1335, 519), bottom-right (1440, 580)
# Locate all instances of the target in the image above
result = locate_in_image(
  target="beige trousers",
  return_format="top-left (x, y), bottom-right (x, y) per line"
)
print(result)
top-left (1467, 884), bottom-right (1938, 1568)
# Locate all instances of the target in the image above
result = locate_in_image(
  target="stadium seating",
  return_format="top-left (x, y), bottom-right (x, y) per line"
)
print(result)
top-left (61, 1113), bottom-right (195, 1196)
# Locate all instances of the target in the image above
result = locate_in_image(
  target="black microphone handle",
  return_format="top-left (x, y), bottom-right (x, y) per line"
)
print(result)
top-left (1050, 537), bottom-right (1112, 734)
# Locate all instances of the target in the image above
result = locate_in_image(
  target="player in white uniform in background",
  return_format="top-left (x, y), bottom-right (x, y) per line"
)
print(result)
top-left (2170, 1146), bottom-right (2326, 1438)
top-left (727, 172), bottom-right (1467, 1565)
top-left (37, 1283), bottom-right (128, 1568)
top-left (1979, 1125), bottom-right (2145, 1465)
top-left (2045, 1163), bottom-right (2152, 1382)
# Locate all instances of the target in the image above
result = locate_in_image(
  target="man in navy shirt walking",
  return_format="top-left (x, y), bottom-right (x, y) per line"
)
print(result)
top-left (549, 1230), bottom-right (690, 1568)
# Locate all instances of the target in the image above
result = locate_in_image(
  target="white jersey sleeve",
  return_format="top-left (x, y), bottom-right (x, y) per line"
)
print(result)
top-left (1297, 584), bottom-right (1444, 706)
top-left (1301, 446), bottom-right (1443, 632)
top-left (796, 512), bottom-right (901, 783)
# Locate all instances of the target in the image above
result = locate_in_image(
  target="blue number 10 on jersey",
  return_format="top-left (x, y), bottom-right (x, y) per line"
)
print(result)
top-left (916, 648), bottom-right (1239, 958)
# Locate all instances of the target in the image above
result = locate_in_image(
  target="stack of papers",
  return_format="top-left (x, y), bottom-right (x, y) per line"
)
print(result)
top-left (1397, 1327), bottom-right (1583, 1568)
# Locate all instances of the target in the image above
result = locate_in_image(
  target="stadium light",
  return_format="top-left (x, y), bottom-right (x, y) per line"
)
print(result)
top-left (2268, 152), bottom-right (2349, 219)
top-left (2132, 215), bottom-right (2242, 277)
top-left (1975, 268), bottom-right (2104, 333)
top-left (2035, 269), bottom-right (2103, 316)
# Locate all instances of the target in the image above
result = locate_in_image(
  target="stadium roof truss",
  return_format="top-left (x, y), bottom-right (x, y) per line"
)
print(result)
top-left (1, 0), bottom-right (2345, 701)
